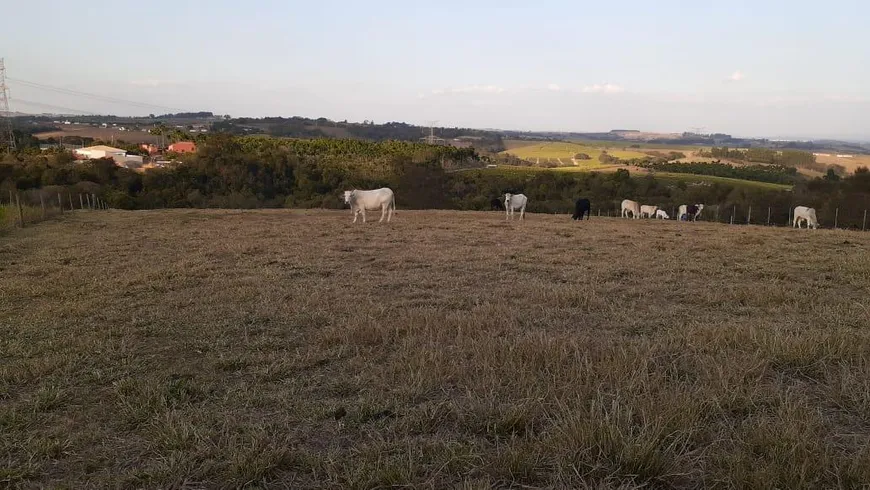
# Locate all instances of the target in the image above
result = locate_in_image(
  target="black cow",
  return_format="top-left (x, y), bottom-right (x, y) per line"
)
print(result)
top-left (490, 197), bottom-right (504, 211)
top-left (572, 198), bottom-right (591, 220)
top-left (686, 204), bottom-right (699, 221)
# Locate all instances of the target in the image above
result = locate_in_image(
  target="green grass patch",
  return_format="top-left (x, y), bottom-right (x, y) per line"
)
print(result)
top-left (653, 172), bottom-right (793, 190)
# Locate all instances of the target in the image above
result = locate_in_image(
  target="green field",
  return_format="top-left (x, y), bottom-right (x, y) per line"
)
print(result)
top-left (653, 172), bottom-right (793, 191)
top-left (565, 139), bottom-right (704, 152)
top-left (502, 140), bottom-right (647, 163)
top-left (475, 166), bottom-right (793, 190)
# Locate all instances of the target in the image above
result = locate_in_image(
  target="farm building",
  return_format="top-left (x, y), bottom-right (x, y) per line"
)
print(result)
top-left (168, 141), bottom-right (197, 153)
top-left (74, 145), bottom-right (144, 168)
top-left (74, 145), bottom-right (127, 162)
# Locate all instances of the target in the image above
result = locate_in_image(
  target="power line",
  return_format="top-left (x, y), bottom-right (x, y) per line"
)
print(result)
top-left (8, 77), bottom-right (187, 113)
top-left (10, 98), bottom-right (95, 115)
top-left (0, 58), bottom-right (16, 152)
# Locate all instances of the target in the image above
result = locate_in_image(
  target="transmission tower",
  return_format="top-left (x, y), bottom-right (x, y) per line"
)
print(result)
top-left (426, 120), bottom-right (438, 145)
top-left (0, 58), bottom-right (15, 152)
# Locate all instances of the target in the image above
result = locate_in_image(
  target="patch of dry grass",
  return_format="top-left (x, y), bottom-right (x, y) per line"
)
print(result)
top-left (2, 209), bottom-right (870, 488)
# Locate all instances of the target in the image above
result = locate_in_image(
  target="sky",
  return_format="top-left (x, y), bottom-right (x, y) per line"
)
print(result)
top-left (4, 0), bottom-right (870, 140)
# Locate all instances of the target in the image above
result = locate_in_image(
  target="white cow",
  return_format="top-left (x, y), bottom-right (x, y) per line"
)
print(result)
top-left (793, 206), bottom-right (819, 229)
top-left (621, 199), bottom-right (641, 219)
top-left (504, 193), bottom-right (528, 220)
top-left (640, 205), bottom-right (659, 219)
top-left (343, 188), bottom-right (396, 223)
top-left (655, 209), bottom-right (670, 220)
top-left (678, 204), bottom-right (705, 221)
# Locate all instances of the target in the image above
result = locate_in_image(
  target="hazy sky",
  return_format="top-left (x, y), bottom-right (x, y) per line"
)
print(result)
top-left (4, 0), bottom-right (870, 139)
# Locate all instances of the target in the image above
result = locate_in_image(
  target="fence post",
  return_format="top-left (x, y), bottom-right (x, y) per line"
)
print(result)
top-left (788, 207), bottom-right (792, 227)
top-left (747, 206), bottom-right (752, 225)
top-left (598, 209), bottom-right (600, 217)
top-left (864, 209), bottom-right (867, 232)
top-left (85, 194), bottom-right (91, 209)
top-left (91, 194), bottom-right (96, 210)
top-left (767, 207), bottom-right (771, 226)
top-left (79, 194), bottom-right (84, 210)
top-left (834, 208), bottom-right (839, 229)
top-left (40, 193), bottom-right (46, 218)
top-left (8, 190), bottom-right (12, 206)
top-left (16, 193), bottom-right (25, 228)
top-left (730, 205), bottom-right (735, 225)
top-left (68, 194), bottom-right (73, 210)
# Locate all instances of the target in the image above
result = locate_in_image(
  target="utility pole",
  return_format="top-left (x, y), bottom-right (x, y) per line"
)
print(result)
top-left (0, 58), bottom-right (16, 153)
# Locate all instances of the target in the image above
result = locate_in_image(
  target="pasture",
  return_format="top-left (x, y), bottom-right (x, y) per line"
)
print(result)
top-left (3, 209), bottom-right (870, 488)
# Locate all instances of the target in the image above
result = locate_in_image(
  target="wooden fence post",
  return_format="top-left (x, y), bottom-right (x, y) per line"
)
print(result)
top-left (767, 207), bottom-right (771, 226)
top-left (747, 206), bottom-right (752, 225)
top-left (69, 194), bottom-right (73, 210)
top-left (79, 194), bottom-right (84, 210)
top-left (834, 208), bottom-right (839, 229)
top-left (864, 209), bottom-right (867, 232)
top-left (40, 193), bottom-right (46, 218)
top-left (788, 207), bottom-right (792, 226)
top-left (85, 194), bottom-right (91, 209)
top-left (730, 205), bottom-right (735, 225)
top-left (91, 194), bottom-right (96, 210)
top-left (16, 193), bottom-right (24, 228)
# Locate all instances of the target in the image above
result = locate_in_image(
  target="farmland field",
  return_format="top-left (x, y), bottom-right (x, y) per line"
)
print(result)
top-left (3, 209), bottom-right (870, 487)
top-left (502, 140), bottom-right (648, 163)
top-left (34, 125), bottom-right (160, 145)
top-left (473, 165), bottom-right (794, 190)
top-left (814, 153), bottom-right (870, 174)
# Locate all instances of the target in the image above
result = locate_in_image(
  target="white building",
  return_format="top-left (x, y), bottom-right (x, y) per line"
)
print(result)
top-left (74, 145), bottom-right (144, 169)
top-left (75, 145), bottom-right (127, 162)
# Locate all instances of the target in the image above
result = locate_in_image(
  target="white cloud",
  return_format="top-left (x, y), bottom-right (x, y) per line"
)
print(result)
top-left (431, 85), bottom-right (505, 96)
top-left (729, 70), bottom-right (744, 82)
top-left (580, 83), bottom-right (624, 94)
top-left (547, 83), bottom-right (561, 92)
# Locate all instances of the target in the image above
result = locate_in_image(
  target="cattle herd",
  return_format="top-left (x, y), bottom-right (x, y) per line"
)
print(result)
top-left (343, 188), bottom-right (821, 229)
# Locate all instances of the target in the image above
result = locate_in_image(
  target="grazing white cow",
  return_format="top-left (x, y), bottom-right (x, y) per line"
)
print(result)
top-left (640, 205), bottom-right (659, 219)
top-left (621, 199), bottom-right (641, 219)
top-left (343, 188), bottom-right (396, 223)
top-left (678, 204), bottom-right (705, 221)
top-left (504, 193), bottom-right (528, 220)
top-left (793, 206), bottom-right (819, 229)
top-left (655, 209), bottom-right (670, 220)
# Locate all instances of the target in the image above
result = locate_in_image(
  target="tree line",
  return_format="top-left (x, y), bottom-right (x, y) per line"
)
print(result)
top-left (636, 161), bottom-right (799, 185)
top-left (2, 135), bottom-right (870, 228)
top-left (699, 147), bottom-right (824, 171)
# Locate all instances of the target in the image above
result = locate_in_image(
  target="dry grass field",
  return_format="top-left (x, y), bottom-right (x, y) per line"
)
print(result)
top-left (815, 154), bottom-right (870, 175)
top-left (502, 141), bottom-right (648, 163)
top-left (3, 209), bottom-right (870, 488)
top-left (34, 125), bottom-right (160, 145)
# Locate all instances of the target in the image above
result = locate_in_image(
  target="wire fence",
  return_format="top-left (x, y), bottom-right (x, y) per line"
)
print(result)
top-left (1, 189), bottom-right (109, 232)
top-left (589, 203), bottom-right (868, 231)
